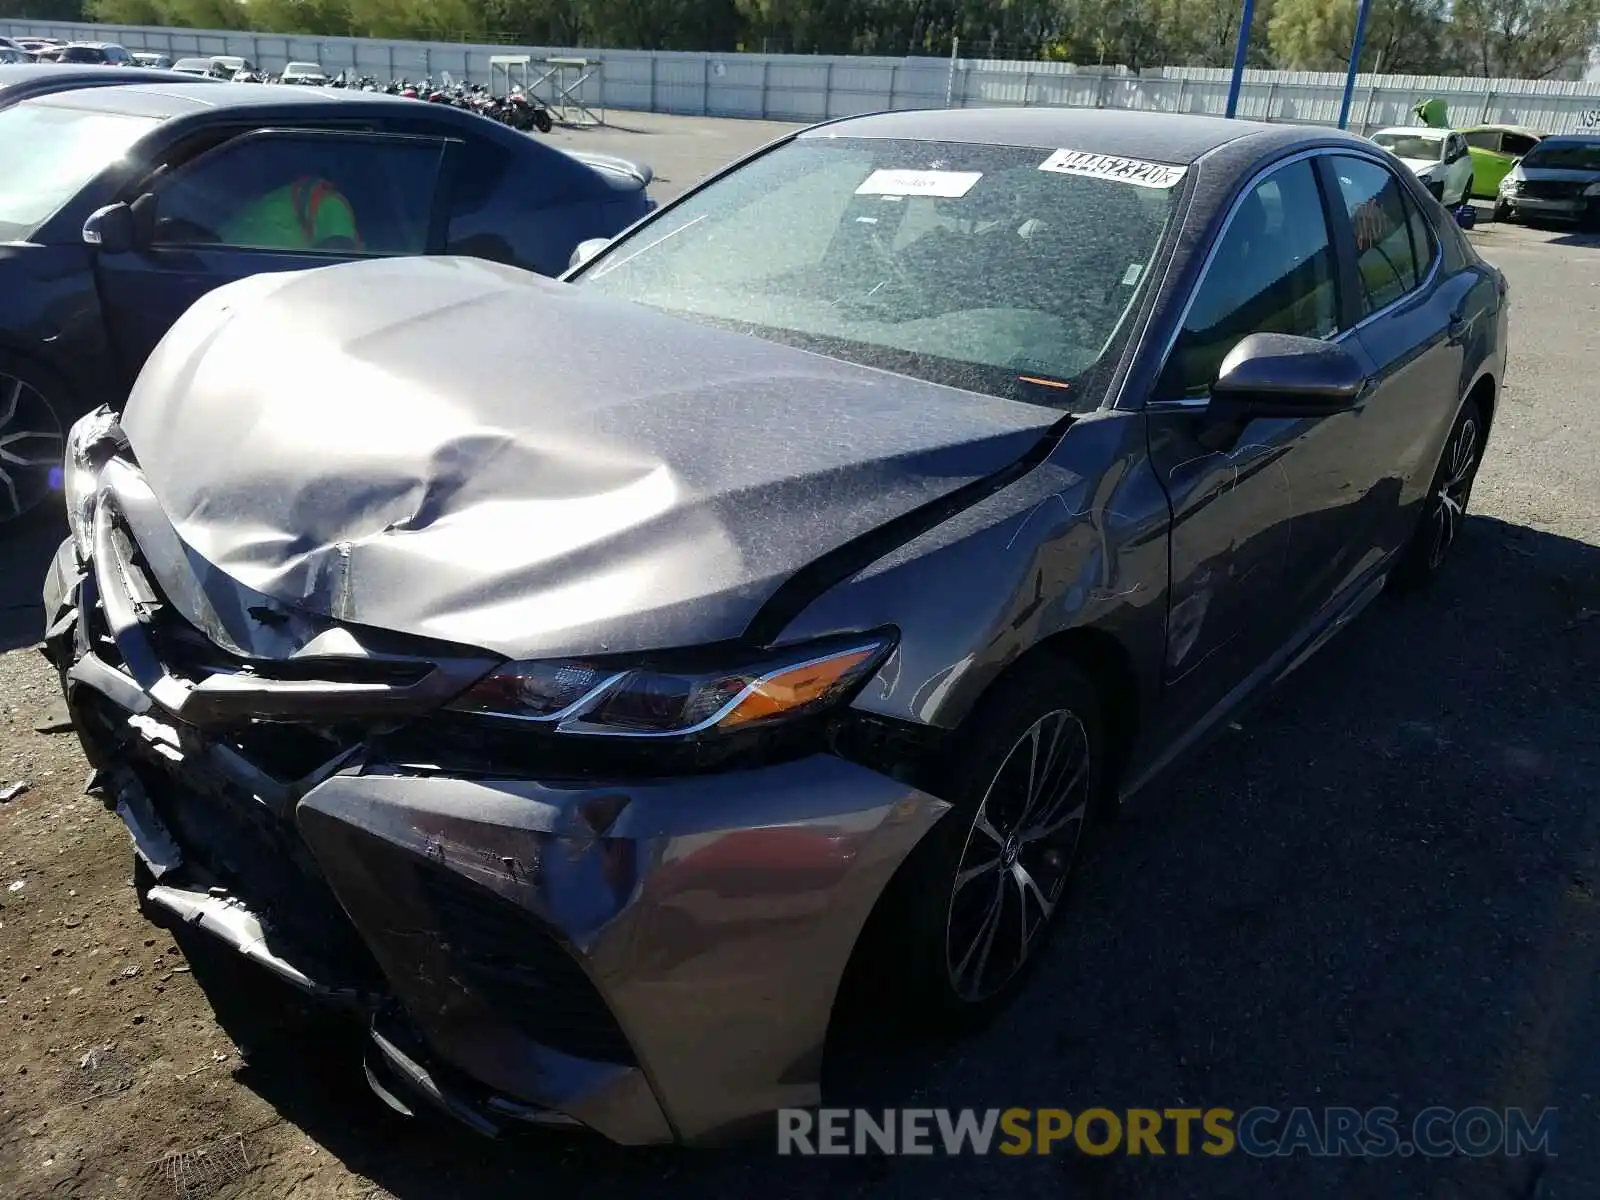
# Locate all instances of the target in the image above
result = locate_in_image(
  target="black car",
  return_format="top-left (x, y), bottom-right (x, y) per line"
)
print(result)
top-left (0, 62), bottom-right (224, 107)
top-left (0, 81), bottom-right (653, 522)
top-left (54, 42), bottom-right (134, 66)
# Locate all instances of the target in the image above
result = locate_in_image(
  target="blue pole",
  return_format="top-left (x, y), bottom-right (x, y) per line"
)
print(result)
top-left (1225, 0), bottom-right (1256, 118)
top-left (1338, 0), bottom-right (1376, 129)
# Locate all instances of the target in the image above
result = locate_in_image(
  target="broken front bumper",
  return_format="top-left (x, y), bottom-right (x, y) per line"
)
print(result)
top-left (42, 516), bottom-right (948, 1145)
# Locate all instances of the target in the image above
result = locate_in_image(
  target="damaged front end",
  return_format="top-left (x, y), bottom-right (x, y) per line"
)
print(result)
top-left (42, 408), bottom-right (950, 1146)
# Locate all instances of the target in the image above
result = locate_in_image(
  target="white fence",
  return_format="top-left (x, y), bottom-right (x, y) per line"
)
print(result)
top-left (8, 18), bottom-right (1600, 135)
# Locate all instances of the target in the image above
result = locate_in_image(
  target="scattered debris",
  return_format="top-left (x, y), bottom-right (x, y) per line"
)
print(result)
top-left (32, 698), bottom-right (74, 734)
top-left (0, 781), bottom-right (28, 803)
top-left (141, 1133), bottom-right (253, 1200)
top-left (8, 879), bottom-right (24, 892)
top-left (58, 1045), bottom-right (137, 1105)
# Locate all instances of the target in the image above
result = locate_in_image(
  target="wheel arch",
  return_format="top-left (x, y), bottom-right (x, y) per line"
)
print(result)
top-left (955, 624), bottom-right (1143, 818)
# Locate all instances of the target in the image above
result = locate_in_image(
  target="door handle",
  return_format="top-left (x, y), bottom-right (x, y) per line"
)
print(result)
top-left (1447, 306), bottom-right (1470, 345)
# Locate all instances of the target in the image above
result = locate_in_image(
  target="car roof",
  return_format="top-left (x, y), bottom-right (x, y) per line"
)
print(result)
top-left (1532, 132), bottom-right (1600, 145)
top-left (24, 79), bottom-right (422, 118)
top-left (0, 63), bottom-right (221, 98)
top-left (1374, 126), bottom-right (1445, 135)
top-left (799, 107), bottom-right (1315, 165)
top-left (1465, 123), bottom-right (1544, 138)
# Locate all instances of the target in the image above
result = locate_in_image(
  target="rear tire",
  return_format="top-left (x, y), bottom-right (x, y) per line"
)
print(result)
top-left (864, 656), bottom-right (1108, 1029)
top-left (1391, 393), bottom-right (1487, 591)
top-left (533, 108), bottom-right (553, 133)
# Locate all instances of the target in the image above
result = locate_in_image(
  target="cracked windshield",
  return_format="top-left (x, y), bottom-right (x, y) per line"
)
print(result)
top-left (578, 138), bottom-right (1181, 408)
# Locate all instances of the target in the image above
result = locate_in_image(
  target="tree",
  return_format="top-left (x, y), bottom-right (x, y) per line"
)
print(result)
top-left (1269, 0), bottom-right (1450, 73)
top-left (1451, 0), bottom-right (1600, 77)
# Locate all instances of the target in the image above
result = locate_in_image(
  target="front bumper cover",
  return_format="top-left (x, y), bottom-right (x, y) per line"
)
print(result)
top-left (43, 502), bottom-right (949, 1144)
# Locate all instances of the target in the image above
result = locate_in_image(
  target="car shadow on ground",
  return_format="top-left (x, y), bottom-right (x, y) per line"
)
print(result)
top-left (158, 512), bottom-right (1598, 1198)
top-left (0, 507), bottom-right (63, 654)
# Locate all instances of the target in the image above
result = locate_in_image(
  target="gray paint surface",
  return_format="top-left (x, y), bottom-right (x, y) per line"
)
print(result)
top-left (122, 255), bottom-right (1058, 660)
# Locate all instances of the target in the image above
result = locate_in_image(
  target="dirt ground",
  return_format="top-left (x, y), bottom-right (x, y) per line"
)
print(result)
top-left (0, 647), bottom-right (368, 1199)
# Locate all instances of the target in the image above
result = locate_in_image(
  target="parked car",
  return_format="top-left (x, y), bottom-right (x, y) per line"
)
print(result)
top-left (40, 108), bottom-right (1506, 1143)
top-left (0, 46), bottom-right (30, 64)
top-left (130, 51), bottom-right (174, 70)
top-left (1460, 123), bottom-right (1544, 198)
top-left (0, 62), bottom-right (222, 109)
top-left (56, 42), bottom-right (135, 66)
top-left (0, 35), bottom-right (34, 58)
top-left (1493, 133), bottom-right (1600, 225)
top-left (1371, 126), bottom-right (1474, 206)
top-left (15, 38), bottom-right (64, 55)
top-left (170, 57), bottom-right (213, 76)
top-left (279, 60), bottom-right (330, 85)
top-left (204, 54), bottom-right (251, 79)
top-left (0, 80), bottom-right (652, 522)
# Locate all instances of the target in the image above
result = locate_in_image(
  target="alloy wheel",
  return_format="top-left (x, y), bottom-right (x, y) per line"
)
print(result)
top-left (1426, 414), bottom-right (1480, 569)
top-left (944, 709), bottom-right (1090, 1004)
top-left (0, 372), bottom-right (64, 524)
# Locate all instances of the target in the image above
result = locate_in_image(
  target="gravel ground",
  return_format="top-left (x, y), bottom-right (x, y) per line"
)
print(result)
top-left (1, 115), bottom-right (1597, 1199)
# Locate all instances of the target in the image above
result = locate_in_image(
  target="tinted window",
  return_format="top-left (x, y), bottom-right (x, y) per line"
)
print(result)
top-left (1462, 130), bottom-right (1501, 151)
top-left (1373, 133), bottom-right (1444, 162)
top-left (1162, 158), bottom-right (1339, 398)
top-left (1501, 133), bottom-right (1539, 157)
top-left (576, 137), bottom-right (1182, 408)
top-left (1404, 191), bottom-right (1436, 275)
top-left (58, 46), bottom-right (107, 63)
top-left (1332, 156), bottom-right (1420, 316)
top-left (152, 133), bottom-right (445, 254)
top-left (1522, 141), bottom-right (1600, 171)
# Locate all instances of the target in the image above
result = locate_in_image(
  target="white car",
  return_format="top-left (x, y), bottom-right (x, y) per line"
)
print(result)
top-left (279, 60), bottom-right (330, 85)
top-left (1371, 127), bottom-right (1475, 207)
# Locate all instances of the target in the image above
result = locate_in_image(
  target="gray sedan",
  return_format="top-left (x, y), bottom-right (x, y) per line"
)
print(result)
top-left (42, 107), bottom-right (1508, 1146)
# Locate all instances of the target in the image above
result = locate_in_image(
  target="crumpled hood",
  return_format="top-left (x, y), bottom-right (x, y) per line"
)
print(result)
top-left (122, 256), bottom-right (1059, 661)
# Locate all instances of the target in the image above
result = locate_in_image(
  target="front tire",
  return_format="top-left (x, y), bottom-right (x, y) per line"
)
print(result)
top-left (0, 353), bottom-right (69, 526)
top-left (1492, 201), bottom-right (1513, 223)
top-left (879, 656), bottom-right (1106, 1024)
top-left (1391, 394), bottom-right (1486, 590)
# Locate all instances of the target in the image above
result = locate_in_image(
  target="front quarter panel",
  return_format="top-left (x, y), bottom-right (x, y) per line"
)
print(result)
top-left (777, 411), bottom-right (1170, 737)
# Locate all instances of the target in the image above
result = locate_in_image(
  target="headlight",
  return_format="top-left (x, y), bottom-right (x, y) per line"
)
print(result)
top-left (1584, 182), bottom-right (1600, 196)
top-left (1500, 176), bottom-right (1520, 194)
top-left (449, 633), bottom-right (897, 738)
top-left (62, 406), bottom-right (120, 558)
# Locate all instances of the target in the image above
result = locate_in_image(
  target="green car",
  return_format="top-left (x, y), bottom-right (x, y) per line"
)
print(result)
top-left (1461, 125), bottom-right (1545, 199)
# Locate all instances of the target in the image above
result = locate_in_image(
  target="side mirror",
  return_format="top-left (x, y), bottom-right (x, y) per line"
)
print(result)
top-left (82, 195), bottom-right (157, 254)
top-left (82, 203), bottom-right (134, 254)
top-left (569, 237), bottom-right (610, 270)
top-left (1209, 333), bottom-right (1368, 421)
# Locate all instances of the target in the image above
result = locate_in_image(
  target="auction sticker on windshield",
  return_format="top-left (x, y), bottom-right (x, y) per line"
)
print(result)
top-left (1037, 149), bottom-right (1186, 189)
top-left (856, 169), bottom-right (983, 198)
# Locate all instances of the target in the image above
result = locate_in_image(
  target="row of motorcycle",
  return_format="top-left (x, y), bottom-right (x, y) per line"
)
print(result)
top-left (237, 71), bottom-right (556, 133)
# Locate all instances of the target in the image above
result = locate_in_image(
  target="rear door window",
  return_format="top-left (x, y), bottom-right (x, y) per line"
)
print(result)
top-left (1329, 156), bottom-right (1421, 316)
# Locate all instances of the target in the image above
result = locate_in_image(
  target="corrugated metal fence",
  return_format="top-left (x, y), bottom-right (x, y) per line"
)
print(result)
top-left (8, 18), bottom-right (1600, 135)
